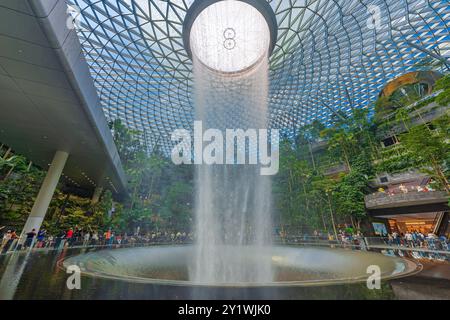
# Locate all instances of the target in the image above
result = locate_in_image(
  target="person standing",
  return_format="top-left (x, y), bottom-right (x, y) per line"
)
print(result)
top-left (412, 231), bottom-right (418, 246)
top-left (405, 232), bottom-right (413, 247)
top-left (54, 230), bottom-right (65, 249)
top-left (418, 232), bottom-right (425, 247)
top-left (427, 231), bottom-right (437, 250)
top-left (91, 231), bottom-right (99, 246)
top-left (1, 230), bottom-right (12, 250)
top-left (116, 234), bottom-right (122, 246)
top-left (387, 233), bottom-right (393, 245)
top-left (36, 229), bottom-right (46, 248)
top-left (66, 228), bottom-right (74, 247)
top-left (24, 228), bottom-right (37, 249)
top-left (74, 227), bottom-right (82, 244)
top-left (2, 230), bottom-right (18, 253)
top-left (47, 234), bottom-right (54, 248)
top-left (104, 229), bottom-right (111, 245)
top-left (399, 184), bottom-right (408, 193)
top-left (83, 232), bottom-right (91, 246)
top-left (108, 231), bottom-right (115, 247)
top-left (392, 231), bottom-right (400, 246)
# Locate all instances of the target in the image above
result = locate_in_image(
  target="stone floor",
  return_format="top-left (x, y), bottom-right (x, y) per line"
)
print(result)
top-left (390, 260), bottom-right (450, 300)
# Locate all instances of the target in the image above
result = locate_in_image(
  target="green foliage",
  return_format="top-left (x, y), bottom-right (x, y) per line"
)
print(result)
top-left (0, 158), bottom-right (45, 228)
top-left (413, 95), bottom-right (436, 109)
top-left (428, 73), bottom-right (450, 106)
top-left (0, 118), bottom-right (194, 235)
top-left (333, 174), bottom-right (367, 219)
top-left (434, 74), bottom-right (450, 91)
top-left (321, 128), bottom-right (354, 169)
top-left (0, 155), bottom-right (28, 173)
top-left (375, 153), bottom-right (419, 174)
top-left (435, 88), bottom-right (450, 106)
top-left (391, 83), bottom-right (426, 107)
top-left (295, 120), bottom-right (326, 145)
top-left (374, 79), bottom-right (442, 124)
top-left (274, 110), bottom-right (379, 233)
top-left (273, 103), bottom-right (448, 233)
top-left (394, 107), bottom-right (411, 131)
top-left (107, 119), bottom-right (194, 233)
top-left (109, 119), bottom-right (145, 165)
top-left (399, 115), bottom-right (450, 191)
top-left (320, 109), bottom-right (378, 169)
top-left (1, 75), bottom-right (448, 236)
top-left (160, 181), bottom-right (193, 230)
top-left (374, 96), bottom-right (393, 121)
top-left (273, 140), bottom-right (325, 230)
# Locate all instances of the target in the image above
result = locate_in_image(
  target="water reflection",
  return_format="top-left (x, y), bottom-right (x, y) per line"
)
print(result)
top-left (0, 246), bottom-right (421, 299)
top-left (0, 250), bottom-right (31, 299)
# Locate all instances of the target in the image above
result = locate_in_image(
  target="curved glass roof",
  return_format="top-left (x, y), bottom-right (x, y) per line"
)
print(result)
top-left (70, 0), bottom-right (450, 153)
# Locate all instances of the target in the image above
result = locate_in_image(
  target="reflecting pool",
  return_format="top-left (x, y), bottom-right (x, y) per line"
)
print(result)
top-left (0, 246), bottom-right (420, 299)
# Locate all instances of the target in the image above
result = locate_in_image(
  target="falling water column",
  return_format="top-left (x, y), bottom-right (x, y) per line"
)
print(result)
top-left (184, 0), bottom-right (278, 285)
top-left (190, 57), bottom-right (274, 284)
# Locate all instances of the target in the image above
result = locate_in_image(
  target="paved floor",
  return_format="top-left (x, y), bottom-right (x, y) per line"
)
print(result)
top-left (390, 260), bottom-right (450, 300)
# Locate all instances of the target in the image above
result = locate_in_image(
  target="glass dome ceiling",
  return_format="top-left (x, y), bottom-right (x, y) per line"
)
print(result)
top-left (69, 0), bottom-right (450, 153)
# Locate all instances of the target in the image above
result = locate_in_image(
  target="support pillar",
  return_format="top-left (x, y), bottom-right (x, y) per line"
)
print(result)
top-left (2, 147), bottom-right (11, 159)
top-left (91, 186), bottom-right (103, 205)
top-left (18, 151), bottom-right (68, 243)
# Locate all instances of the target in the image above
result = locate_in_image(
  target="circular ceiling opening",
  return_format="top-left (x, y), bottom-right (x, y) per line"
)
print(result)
top-left (183, 0), bottom-right (277, 74)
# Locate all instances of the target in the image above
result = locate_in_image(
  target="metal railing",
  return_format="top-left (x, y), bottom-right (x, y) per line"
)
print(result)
top-left (275, 235), bottom-right (450, 260)
top-left (274, 235), bottom-right (366, 249)
top-left (3, 235), bottom-right (449, 262)
top-left (364, 236), bottom-right (450, 252)
top-left (365, 188), bottom-right (447, 201)
top-left (0, 237), bottom-right (194, 255)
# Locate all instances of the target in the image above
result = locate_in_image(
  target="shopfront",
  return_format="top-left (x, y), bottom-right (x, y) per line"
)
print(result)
top-left (382, 212), bottom-right (444, 235)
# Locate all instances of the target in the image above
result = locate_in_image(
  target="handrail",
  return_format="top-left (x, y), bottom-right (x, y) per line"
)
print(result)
top-left (0, 238), bottom-right (194, 255)
top-left (364, 236), bottom-right (449, 252)
top-left (380, 90), bottom-right (444, 121)
top-left (365, 189), bottom-right (448, 201)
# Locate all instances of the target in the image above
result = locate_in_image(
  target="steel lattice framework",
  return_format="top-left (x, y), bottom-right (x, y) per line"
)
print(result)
top-left (70, 0), bottom-right (450, 153)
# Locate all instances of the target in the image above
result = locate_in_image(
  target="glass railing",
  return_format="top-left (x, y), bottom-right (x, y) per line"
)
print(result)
top-left (0, 236), bottom-right (194, 254)
top-left (274, 235), bottom-right (450, 261)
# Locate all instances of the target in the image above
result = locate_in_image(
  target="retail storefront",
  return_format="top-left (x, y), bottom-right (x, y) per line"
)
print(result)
top-left (378, 212), bottom-right (446, 235)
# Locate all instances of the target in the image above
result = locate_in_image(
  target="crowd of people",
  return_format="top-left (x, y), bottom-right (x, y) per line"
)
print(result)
top-left (377, 182), bottom-right (436, 196)
top-left (0, 227), bottom-right (19, 253)
top-left (0, 226), bottom-right (193, 253)
top-left (277, 227), bottom-right (450, 253)
top-left (2, 225), bottom-right (449, 256)
top-left (385, 231), bottom-right (449, 251)
top-left (277, 228), bottom-right (367, 249)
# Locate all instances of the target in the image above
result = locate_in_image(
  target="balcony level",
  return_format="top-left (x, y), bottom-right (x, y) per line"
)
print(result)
top-left (365, 190), bottom-right (449, 215)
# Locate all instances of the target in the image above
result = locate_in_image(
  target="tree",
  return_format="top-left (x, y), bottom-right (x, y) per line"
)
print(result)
top-left (273, 140), bottom-right (300, 231)
top-left (395, 107), bottom-right (411, 132)
top-left (333, 172), bottom-right (368, 230)
top-left (108, 119), bottom-right (194, 233)
top-left (399, 115), bottom-right (450, 191)
top-left (311, 174), bottom-right (338, 239)
top-left (321, 128), bottom-right (355, 171)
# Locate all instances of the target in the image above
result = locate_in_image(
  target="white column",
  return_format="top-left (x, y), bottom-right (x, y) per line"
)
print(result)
top-left (19, 151), bottom-right (68, 243)
top-left (91, 186), bottom-right (103, 204)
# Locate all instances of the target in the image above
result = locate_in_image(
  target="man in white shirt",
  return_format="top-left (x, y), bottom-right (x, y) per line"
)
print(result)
top-left (1, 230), bottom-right (12, 249)
top-left (405, 232), bottom-right (413, 247)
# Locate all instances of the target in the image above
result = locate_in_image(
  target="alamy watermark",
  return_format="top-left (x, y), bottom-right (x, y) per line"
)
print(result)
top-left (171, 121), bottom-right (279, 176)
top-left (367, 5), bottom-right (382, 31)
top-left (366, 265), bottom-right (381, 290)
top-left (66, 4), bottom-right (86, 31)
top-left (66, 264), bottom-right (81, 290)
